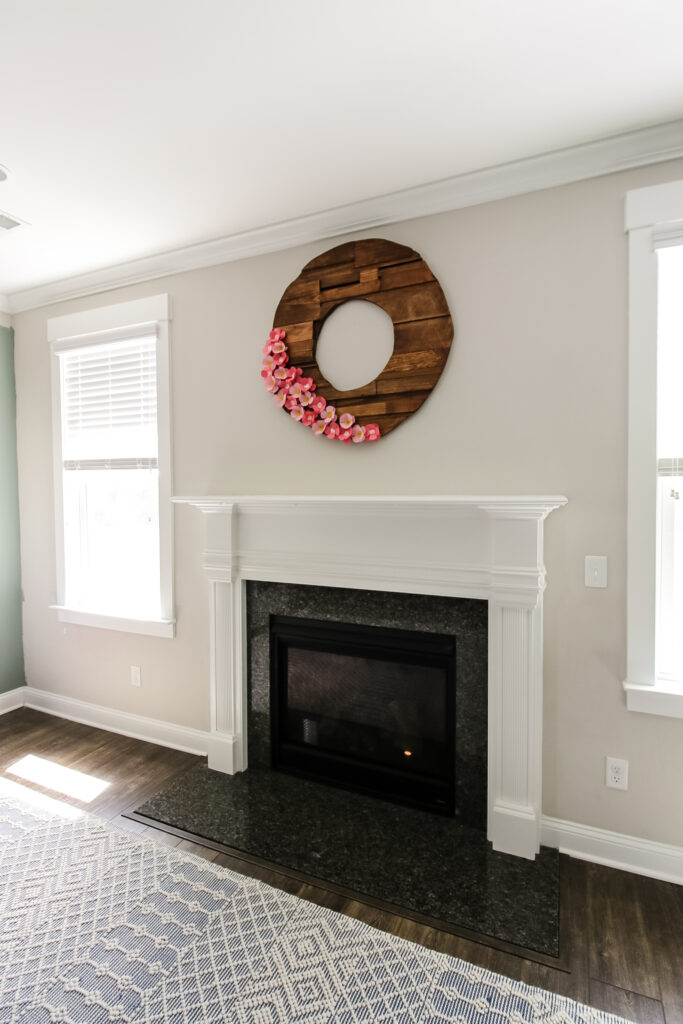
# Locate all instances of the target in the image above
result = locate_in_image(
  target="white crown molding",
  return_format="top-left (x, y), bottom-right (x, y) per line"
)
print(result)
top-left (541, 815), bottom-right (683, 886)
top-left (0, 299), bottom-right (11, 321)
top-left (7, 119), bottom-right (683, 315)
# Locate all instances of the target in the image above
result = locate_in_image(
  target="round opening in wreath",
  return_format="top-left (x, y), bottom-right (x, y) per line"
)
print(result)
top-left (316, 300), bottom-right (395, 393)
top-left (261, 238), bottom-right (454, 444)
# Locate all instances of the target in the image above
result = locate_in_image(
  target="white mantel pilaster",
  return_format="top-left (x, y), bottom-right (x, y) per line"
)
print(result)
top-left (173, 495), bottom-right (566, 860)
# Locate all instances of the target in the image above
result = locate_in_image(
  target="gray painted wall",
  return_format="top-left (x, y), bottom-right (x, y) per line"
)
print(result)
top-left (0, 325), bottom-right (24, 693)
top-left (12, 158), bottom-right (683, 847)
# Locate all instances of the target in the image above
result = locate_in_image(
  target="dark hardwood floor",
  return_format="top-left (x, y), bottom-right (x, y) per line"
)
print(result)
top-left (1, 707), bottom-right (681, 1024)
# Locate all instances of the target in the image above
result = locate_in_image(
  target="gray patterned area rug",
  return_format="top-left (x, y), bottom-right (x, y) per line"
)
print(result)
top-left (0, 779), bottom-right (625, 1024)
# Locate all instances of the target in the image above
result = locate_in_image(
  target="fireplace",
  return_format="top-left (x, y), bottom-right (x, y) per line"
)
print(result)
top-left (269, 614), bottom-right (457, 814)
top-left (173, 494), bottom-right (567, 859)
top-left (247, 581), bottom-right (487, 828)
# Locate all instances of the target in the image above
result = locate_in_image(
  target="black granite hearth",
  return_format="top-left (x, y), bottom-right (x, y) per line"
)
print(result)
top-left (134, 762), bottom-right (560, 958)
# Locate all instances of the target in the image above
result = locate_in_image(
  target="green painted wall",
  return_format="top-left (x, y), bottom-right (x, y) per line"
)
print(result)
top-left (0, 325), bottom-right (24, 693)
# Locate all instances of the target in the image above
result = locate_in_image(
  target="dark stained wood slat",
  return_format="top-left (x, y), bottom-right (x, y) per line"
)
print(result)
top-left (275, 321), bottom-right (314, 345)
top-left (274, 296), bottom-right (321, 324)
top-left (365, 413), bottom-right (405, 436)
top-left (286, 338), bottom-right (315, 363)
top-left (586, 863), bottom-right (662, 1001)
top-left (588, 981), bottom-right (666, 1024)
top-left (640, 876), bottom-right (683, 1024)
top-left (382, 394), bottom-right (427, 414)
top-left (123, 817), bottom-right (184, 848)
top-left (379, 260), bottom-right (436, 290)
top-left (325, 393), bottom-right (424, 421)
top-left (176, 839), bottom-right (222, 863)
top-left (279, 277), bottom-right (320, 302)
top-left (376, 370), bottom-right (441, 395)
top-left (557, 855), bottom-right (591, 1005)
top-left (319, 272), bottom-right (381, 303)
top-left (0, 724), bottom-right (76, 765)
top-left (394, 315), bottom-right (454, 353)
top-left (381, 348), bottom-right (448, 377)
top-left (274, 280), bottom-right (321, 325)
top-left (300, 263), bottom-right (361, 288)
top-left (1, 719), bottom-right (118, 778)
top-left (320, 280), bottom-right (449, 326)
top-left (353, 237), bottom-right (419, 268)
top-left (295, 883), bottom-right (350, 916)
top-left (517, 960), bottom-right (577, 1000)
top-left (0, 711), bottom-right (94, 759)
top-left (92, 749), bottom-right (196, 821)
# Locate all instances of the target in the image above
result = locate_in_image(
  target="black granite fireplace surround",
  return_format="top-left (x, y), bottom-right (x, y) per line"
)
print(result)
top-left (249, 581), bottom-right (487, 829)
top-left (270, 615), bottom-right (457, 814)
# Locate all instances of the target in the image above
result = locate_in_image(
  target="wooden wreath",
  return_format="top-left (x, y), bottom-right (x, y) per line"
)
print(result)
top-left (262, 238), bottom-right (454, 441)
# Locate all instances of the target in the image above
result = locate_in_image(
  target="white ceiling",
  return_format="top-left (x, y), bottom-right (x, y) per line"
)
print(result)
top-left (2, 0), bottom-right (683, 305)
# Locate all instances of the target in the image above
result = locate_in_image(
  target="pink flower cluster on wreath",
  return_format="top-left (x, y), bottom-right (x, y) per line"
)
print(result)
top-left (261, 328), bottom-right (381, 443)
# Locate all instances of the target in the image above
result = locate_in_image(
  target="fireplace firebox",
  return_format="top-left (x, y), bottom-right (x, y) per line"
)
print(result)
top-left (269, 615), bottom-right (456, 814)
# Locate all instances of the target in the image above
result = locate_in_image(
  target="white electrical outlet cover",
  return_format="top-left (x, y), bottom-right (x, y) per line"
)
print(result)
top-left (605, 756), bottom-right (628, 790)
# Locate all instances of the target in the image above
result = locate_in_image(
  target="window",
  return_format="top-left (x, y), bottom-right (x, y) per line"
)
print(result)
top-left (624, 180), bottom-right (683, 717)
top-left (49, 295), bottom-right (174, 637)
top-left (655, 245), bottom-right (683, 683)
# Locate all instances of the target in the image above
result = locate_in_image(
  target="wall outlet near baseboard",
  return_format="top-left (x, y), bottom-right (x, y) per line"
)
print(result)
top-left (130, 665), bottom-right (141, 688)
top-left (606, 755), bottom-right (628, 790)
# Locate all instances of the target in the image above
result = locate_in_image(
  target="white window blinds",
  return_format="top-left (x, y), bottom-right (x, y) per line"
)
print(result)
top-left (58, 332), bottom-right (158, 469)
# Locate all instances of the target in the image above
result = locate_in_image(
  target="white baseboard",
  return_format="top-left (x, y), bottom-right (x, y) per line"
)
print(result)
top-left (1, 687), bottom-right (681, 884)
top-left (541, 815), bottom-right (683, 886)
top-left (0, 686), bottom-right (28, 714)
top-left (20, 685), bottom-right (210, 757)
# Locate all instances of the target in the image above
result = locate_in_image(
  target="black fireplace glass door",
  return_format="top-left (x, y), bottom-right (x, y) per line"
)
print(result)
top-left (270, 616), bottom-right (456, 814)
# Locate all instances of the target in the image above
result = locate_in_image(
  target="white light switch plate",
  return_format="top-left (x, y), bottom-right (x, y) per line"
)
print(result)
top-left (585, 555), bottom-right (607, 588)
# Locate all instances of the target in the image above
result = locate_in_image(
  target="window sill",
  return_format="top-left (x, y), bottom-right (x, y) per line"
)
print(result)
top-left (51, 606), bottom-right (175, 639)
top-left (623, 679), bottom-right (683, 719)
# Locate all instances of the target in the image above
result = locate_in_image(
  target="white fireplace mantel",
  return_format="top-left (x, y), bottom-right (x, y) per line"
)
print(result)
top-left (173, 494), bottom-right (567, 860)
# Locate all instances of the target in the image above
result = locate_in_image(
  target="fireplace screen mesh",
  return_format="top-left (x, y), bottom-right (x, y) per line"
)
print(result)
top-left (270, 615), bottom-right (456, 813)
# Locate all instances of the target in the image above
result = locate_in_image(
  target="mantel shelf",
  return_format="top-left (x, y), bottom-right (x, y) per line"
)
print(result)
top-left (173, 494), bottom-right (568, 515)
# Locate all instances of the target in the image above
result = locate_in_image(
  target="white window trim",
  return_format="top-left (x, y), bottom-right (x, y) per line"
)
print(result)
top-left (48, 294), bottom-right (175, 638)
top-left (624, 179), bottom-right (683, 718)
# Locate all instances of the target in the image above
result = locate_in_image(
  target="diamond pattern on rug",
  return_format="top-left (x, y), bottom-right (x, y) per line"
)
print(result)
top-left (328, 928), bottom-right (438, 1023)
top-left (0, 785), bottom-right (629, 1024)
